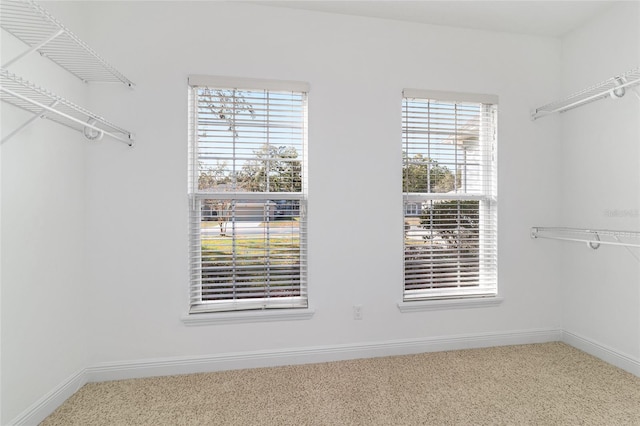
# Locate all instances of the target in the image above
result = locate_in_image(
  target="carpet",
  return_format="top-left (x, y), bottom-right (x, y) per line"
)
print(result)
top-left (41, 342), bottom-right (640, 425)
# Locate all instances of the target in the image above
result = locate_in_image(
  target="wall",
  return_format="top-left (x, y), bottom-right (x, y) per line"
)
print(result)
top-left (2, 1), bottom-right (566, 423)
top-left (0, 8), bottom-right (91, 424)
top-left (559, 2), bottom-right (640, 365)
top-left (78, 1), bottom-right (563, 362)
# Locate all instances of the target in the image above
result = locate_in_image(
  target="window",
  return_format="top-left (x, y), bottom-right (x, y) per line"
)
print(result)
top-left (188, 76), bottom-right (308, 313)
top-left (402, 89), bottom-right (497, 301)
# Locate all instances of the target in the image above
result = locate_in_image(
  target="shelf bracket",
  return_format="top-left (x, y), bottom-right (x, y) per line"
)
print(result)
top-left (2, 28), bottom-right (64, 69)
top-left (1, 99), bottom-right (58, 144)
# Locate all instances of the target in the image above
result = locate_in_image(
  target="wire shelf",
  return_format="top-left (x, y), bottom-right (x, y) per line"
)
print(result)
top-left (531, 67), bottom-right (640, 120)
top-left (531, 227), bottom-right (640, 249)
top-left (1, 68), bottom-right (134, 145)
top-left (0, 0), bottom-right (134, 86)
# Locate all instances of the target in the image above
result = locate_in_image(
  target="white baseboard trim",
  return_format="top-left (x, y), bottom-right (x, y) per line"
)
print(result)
top-left (9, 327), bottom-right (562, 426)
top-left (561, 330), bottom-right (640, 377)
top-left (85, 328), bottom-right (562, 383)
top-left (9, 369), bottom-right (87, 426)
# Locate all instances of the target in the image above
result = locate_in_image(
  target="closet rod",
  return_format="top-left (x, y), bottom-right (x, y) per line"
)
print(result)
top-left (1, 69), bottom-right (134, 145)
top-left (531, 227), bottom-right (640, 249)
top-left (531, 67), bottom-right (639, 120)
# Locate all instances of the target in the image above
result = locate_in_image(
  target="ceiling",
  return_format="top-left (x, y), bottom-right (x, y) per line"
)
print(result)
top-left (253, 1), bottom-right (623, 37)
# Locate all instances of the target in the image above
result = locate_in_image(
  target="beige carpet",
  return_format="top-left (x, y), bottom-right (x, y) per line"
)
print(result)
top-left (42, 342), bottom-right (640, 425)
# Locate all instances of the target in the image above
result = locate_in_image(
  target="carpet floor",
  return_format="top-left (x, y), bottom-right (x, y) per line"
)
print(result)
top-left (41, 342), bottom-right (640, 425)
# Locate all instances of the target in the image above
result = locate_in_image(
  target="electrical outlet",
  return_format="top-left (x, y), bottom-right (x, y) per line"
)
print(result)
top-left (353, 305), bottom-right (363, 320)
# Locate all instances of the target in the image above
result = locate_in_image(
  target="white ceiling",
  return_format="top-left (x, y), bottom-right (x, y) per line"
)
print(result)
top-left (252, 1), bottom-right (623, 37)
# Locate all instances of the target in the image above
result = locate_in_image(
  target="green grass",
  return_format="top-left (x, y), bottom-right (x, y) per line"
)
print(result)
top-left (201, 220), bottom-right (299, 229)
top-left (200, 235), bottom-right (302, 300)
top-left (258, 219), bottom-right (299, 228)
top-left (202, 236), bottom-right (300, 264)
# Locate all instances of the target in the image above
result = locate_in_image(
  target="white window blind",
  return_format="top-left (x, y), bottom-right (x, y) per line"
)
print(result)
top-left (188, 76), bottom-right (308, 313)
top-left (402, 90), bottom-right (497, 300)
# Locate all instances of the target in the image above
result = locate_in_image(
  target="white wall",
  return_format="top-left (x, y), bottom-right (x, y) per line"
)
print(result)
top-left (2, 1), bottom-right (567, 423)
top-left (76, 1), bottom-right (563, 362)
top-left (559, 2), bottom-right (640, 361)
top-left (1, 10), bottom-right (91, 424)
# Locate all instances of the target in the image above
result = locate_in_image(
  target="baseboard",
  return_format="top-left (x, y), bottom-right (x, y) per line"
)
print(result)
top-left (9, 369), bottom-right (87, 426)
top-left (9, 327), bottom-right (562, 425)
top-left (561, 330), bottom-right (640, 377)
top-left (85, 328), bottom-right (562, 382)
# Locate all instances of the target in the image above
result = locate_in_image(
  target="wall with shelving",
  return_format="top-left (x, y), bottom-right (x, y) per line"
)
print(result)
top-left (1, 17), bottom-right (91, 424)
top-left (559, 2), bottom-right (640, 364)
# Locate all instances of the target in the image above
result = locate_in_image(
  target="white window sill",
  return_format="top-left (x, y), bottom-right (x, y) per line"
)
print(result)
top-left (397, 296), bottom-right (504, 313)
top-left (182, 308), bottom-right (315, 326)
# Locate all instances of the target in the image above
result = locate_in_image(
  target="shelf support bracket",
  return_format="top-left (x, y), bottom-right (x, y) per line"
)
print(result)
top-left (1, 99), bottom-right (59, 144)
top-left (2, 29), bottom-right (65, 69)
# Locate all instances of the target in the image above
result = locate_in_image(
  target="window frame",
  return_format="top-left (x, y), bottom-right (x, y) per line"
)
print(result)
top-left (401, 89), bottom-right (498, 303)
top-left (186, 75), bottom-right (310, 316)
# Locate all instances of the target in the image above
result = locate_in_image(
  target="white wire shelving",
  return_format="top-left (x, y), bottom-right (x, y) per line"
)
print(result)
top-left (0, 0), bottom-right (135, 145)
top-left (1, 69), bottom-right (134, 145)
top-left (531, 227), bottom-right (640, 250)
top-left (531, 67), bottom-right (640, 120)
top-left (0, 0), bottom-right (134, 86)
